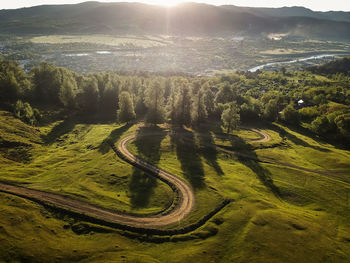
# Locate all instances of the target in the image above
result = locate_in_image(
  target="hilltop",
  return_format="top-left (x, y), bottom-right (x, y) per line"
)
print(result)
top-left (0, 2), bottom-right (350, 40)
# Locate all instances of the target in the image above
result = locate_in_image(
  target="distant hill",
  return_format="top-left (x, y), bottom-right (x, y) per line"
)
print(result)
top-left (222, 6), bottom-right (350, 23)
top-left (0, 2), bottom-right (350, 40)
top-left (309, 56), bottom-right (350, 75)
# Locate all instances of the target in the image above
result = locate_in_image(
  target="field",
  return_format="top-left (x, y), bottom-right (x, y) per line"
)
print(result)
top-left (1, 111), bottom-right (350, 262)
top-left (2, 34), bottom-right (350, 74)
top-left (30, 35), bottom-right (171, 48)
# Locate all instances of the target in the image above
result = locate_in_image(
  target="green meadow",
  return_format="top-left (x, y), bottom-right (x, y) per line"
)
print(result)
top-left (1, 111), bottom-right (350, 262)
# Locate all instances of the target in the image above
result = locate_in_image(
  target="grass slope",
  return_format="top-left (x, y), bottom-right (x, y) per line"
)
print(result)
top-left (0, 112), bottom-right (173, 215)
top-left (0, 112), bottom-right (350, 262)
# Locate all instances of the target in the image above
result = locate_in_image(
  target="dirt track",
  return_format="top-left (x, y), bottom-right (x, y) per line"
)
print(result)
top-left (0, 132), bottom-right (194, 228)
top-left (249, 129), bottom-right (271, 142)
top-left (0, 126), bottom-right (343, 230)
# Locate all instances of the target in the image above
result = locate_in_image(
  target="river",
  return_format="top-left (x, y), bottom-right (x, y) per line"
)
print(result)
top-left (248, 54), bottom-right (346, 72)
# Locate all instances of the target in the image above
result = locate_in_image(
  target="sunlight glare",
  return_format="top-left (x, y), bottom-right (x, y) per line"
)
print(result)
top-left (149, 0), bottom-right (185, 7)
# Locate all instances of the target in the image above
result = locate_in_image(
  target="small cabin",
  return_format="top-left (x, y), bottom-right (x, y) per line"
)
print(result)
top-left (297, 99), bottom-right (305, 109)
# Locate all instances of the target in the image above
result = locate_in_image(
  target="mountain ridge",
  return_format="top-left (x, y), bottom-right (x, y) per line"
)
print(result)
top-left (0, 2), bottom-right (350, 40)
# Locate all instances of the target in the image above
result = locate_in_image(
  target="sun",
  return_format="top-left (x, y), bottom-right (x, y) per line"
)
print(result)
top-left (148, 0), bottom-right (185, 7)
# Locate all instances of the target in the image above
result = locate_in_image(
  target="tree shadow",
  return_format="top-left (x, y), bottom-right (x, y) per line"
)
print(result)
top-left (133, 126), bottom-right (167, 165)
top-left (171, 127), bottom-right (205, 189)
top-left (211, 127), bottom-right (281, 199)
top-left (234, 136), bottom-right (281, 198)
top-left (271, 124), bottom-right (331, 152)
top-left (129, 168), bottom-right (157, 208)
top-left (195, 127), bottom-right (224, 176)
top-left (42, 119), bottom-right (76, 144)
top-left (129, 125), bottom-right (167, 208)
top-left (98, 123), bottom-right (131, 154)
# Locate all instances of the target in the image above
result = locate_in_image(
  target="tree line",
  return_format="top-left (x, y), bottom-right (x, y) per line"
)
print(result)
top-left (0, 58), bottom-right (349, 144)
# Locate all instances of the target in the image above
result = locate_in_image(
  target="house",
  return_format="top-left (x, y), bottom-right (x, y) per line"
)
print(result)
top-left (297, 99), bottom-right (305, 108)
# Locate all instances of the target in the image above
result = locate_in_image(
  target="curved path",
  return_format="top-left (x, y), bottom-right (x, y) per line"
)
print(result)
top-left (0, 125), bottom-right (344, 232)
top-left (248, 129), bottom-right (271, 143)
top-left (210, 129), bottom-right (350, 186)
top-left (0, 132), bottom-right (195, 229)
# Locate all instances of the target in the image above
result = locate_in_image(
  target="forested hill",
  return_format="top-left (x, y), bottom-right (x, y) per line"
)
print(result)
top-left (1, 1), bottom-right (350, 40)
top-left (222, 6), bottom-right (350, 23)
top-left (309, 56), bottom-right (350, 75)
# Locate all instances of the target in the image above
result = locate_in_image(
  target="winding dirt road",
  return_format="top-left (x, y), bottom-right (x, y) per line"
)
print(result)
top-left (0, 126), bottom-right (342, 231)
top-left (0, 132), bottom-right (194, 229)
top-left (248, 129), bottom-right (271, 143)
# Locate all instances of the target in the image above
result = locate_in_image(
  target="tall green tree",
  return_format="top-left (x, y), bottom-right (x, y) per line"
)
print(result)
top-left (192, 88), bottom-right (207, 126)
top-left (221, 102), bottom-right (240, 133)
top-left (215, 82), bottom-right (236, 104)
top-left (281, 103), bottom-right (299, 125)
top-left (0, 60), bottom-right (30, 105)
top-left (174, 81), bottom-right (192, 126)
top-left (117, 91), bottom-right (136, 123)
top-left (31, 62), bottom-right (77, 107)
top-left (166, 86), bottom-right (177, 124)
top-left (264, 98), bottom-right (280, 121)
top-left (99, 76), bottom-right (119, 119)
top-left (202, 83), bottom-right (215, 117)
top-left (145, 78), bottom-right (165, 125)
top-left (76, 77), bottom-right (99, 113)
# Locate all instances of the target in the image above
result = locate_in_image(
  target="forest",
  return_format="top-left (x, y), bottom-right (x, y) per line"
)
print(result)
top-left (1, 54), bottom-right (350, 263)
top-left (1, 57), bottom-right (350, 145)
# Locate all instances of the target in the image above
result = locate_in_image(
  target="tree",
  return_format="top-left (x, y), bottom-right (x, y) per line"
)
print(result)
top-left (31, 62), bottom-right (77, 107)
top-left (311, 115), bottom-right (334, 136)
top-left (240, 98), bottom-right (261, 122)
top-left (58, 77), bottom-right (76, 108)
top-left (192, 88), bottom-right (207, 126)
top-left (145, 78), bottom-right (165, 125)
top-left (134, 93), bottom-right (147, 119)
top-left (221, 102), bottom-right (240, 133)
top-left (76, 77), bottom-right (99, 113)
top-left (215, 82), bottom-right (236, 104)
top-left (0, 60), bottom-right (30, 105)
top-left (203, 84), bottom-right (215, 117)
top-left (334, 113), bottom-right (350, 140)
top-left (264, 98), bottom-right (280, 121)
top-left (166, 86), bottom-right (177, 124)
top-left (14, 100), bottom-right (36, 125)
top-left (281, 103), bottom-right (299, 125)
top-left (281, 66), bottom-right (287, 76)
top-left (117, 91), bottom-right (135, 123)
top-left (174, 81), bottom-right (192, 126)
top-left (99, 77), bottom-right (119, 119)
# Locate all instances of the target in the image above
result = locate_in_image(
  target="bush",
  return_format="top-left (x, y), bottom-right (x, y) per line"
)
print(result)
top-left (281, 104), bottom-right (299, 125)
top-left (311, 115), bottom-right (335, 136)
top-left (299, 106), bottom-right (319, 121)
top-left (13, 100), bottom-right (37, 125)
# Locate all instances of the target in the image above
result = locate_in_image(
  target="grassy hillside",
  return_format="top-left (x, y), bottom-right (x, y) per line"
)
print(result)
top-left (1, 110), bottom-right (350, 262)
top-left (0, 111), bottom-right (173, 215)
top-left (1, 2), bottom-right (350, 40)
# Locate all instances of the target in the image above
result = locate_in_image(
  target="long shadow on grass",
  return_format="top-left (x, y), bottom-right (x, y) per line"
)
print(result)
top-left (217, 130), bottom-right (281, 198)
top-left (129, 168), bottom-right (157, 208)
top-left (133, 126), bottom-right (167, 165)
top-left (129, 125), bottom-right (167, 208)
top-left (235, 137), bottom-right (281, 198)
top-left (42, 119), bottom-right (76, 144)
top-left (271, 124), bottom-right (331, 152)
top-left (196, 127), bottom-right (224, 176)
top-left (98, 123), bottom-right (131, 154)
top-left (171, 127), bottom-right (205, 189)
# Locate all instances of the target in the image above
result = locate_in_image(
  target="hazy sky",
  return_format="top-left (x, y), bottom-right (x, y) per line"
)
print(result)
top-left (1, 1), bottom-right (349, 11)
